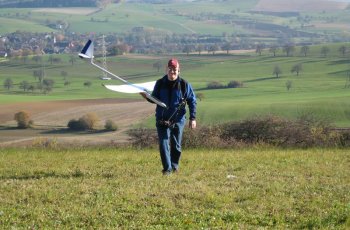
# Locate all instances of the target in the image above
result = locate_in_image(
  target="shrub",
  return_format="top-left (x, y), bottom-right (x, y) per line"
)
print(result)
top-left (126, 116), bottom-right (344, 148)
top-left (127, 128), bottom-right (158, 148)
top-left (67, 119), bottom-right (84, 131)
top-left (227, 80), bottom-right (243, 88)
top-left (207, 81), bottom-right (224, 89)
top-left (105, 120), bottom-right (118, 131)
top-left (14, 111), bottom-right (33, 129)
top-left (67, 113), bottom-right (99, 131)
top-left (79, 113), bottom-right (99, 130)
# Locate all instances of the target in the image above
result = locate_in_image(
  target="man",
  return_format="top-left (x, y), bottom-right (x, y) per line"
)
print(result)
top-left (141, 58), bottom-right (197, 175)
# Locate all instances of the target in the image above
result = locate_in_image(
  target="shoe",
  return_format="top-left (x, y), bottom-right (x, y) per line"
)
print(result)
top-left (172, 168), bottom-right (179, 173)
top-left (162, 170), bottom-right (172, 175)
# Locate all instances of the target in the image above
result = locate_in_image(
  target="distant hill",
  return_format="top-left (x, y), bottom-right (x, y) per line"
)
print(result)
top-left (0, 0), bottom-right (98, 8)
top-left (253, 0), bottom-right (349, 12)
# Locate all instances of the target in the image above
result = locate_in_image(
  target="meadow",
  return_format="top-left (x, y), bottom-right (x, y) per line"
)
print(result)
top-left (0, 147), bottom-right (349, 228)
top-left (1, 43), bottom-right (350, 127)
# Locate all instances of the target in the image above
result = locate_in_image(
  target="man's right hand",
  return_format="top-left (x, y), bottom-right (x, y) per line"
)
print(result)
top-left (139, 92), bottom-right (147, 99)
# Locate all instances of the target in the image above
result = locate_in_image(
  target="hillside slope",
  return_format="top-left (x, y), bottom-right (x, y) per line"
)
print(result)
top-left (0, 0), bottom-right (97, 8)
top-left (253, 0), bottom-right (349, 12)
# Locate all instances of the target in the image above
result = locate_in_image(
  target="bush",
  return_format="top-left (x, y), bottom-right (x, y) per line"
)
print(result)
top-left (127, 128), bottom-right (158, 148)
top-left (67, 113), bottom-right (99, 131)
top-left (105, 120), bottom-right (118, 131)
top-left (14, 111), bottom-right (33, 129)
top-left (220, 115), bottom-right (340, 147)
top-left (227, 80), bottom-right (243, 88)
top-left (67, 119), bottom-right (84, 131)
top-left (207, 81), bottom-right (224, 89)
top-left (126, 116), bottom-right (344, 148)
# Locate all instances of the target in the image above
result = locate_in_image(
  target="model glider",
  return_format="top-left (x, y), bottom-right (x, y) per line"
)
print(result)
top-left (78, 40), bottom-right (167, 108)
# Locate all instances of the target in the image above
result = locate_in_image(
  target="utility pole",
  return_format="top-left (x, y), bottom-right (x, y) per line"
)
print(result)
top-left (101, 35), bottom-right (108, 79)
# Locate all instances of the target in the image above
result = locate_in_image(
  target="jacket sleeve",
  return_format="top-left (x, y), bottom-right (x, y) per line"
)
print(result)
top-left (186, 82), bottom-right (197, 120)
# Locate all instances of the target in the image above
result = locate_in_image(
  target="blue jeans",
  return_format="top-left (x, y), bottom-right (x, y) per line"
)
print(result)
top-left (156, 118), bottom-right (185, 172)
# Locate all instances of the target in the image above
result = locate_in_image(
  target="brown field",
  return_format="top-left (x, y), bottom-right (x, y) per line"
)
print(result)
top-left (254, 0), bottom-right (349, 12)
top-left (0, 98), bottom-right (155, 147)
top-left (33, 7), bottom-right (99, 15)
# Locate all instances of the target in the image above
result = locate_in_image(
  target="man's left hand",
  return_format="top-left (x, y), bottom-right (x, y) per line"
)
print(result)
top-left (189, 120), bottom-right (196, 129)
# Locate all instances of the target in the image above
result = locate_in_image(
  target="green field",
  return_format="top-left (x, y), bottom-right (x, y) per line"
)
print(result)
top-left (0, 0), bottom-right (349, 36)
top-left (0, 147), bottom-right (348, 228)
top-left (1, 43), bottom-right (350, 127)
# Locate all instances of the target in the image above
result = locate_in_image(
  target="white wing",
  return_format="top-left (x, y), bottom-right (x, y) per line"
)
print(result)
top-left (103, 81), bottom-right (156, 93)
top-left (103, 81), bottom-right (167, 108)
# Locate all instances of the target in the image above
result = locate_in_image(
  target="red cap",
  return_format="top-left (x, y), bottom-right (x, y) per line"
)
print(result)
top-left (168, 58), bottom-right (179, 68)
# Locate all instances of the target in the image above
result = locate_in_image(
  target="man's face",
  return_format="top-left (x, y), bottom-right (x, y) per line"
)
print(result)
top-left (167, 65), bottom-right (179, 81)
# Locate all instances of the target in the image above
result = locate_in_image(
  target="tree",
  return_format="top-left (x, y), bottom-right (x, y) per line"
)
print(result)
top-left (32, 55), bottom-right (42, 64)
top-left (69, 55), bottom-right (76, 65)
top-left (300, 45), bottom-right (310, 57)
top-left (196, 44), bottom-right (204, 55)
top-left (273, 65), bottom-right (282, 78)
top-left (19, 80), bottom-right (29, 91)
top-left (42, 79), bottom-right (54, 94)
top-left (61, 70), bottom-right (68, 79)
top-left (3, 78), bottom-right (13, 90)
top-left (183, 45), bottom-right (193, 56)
top-left (338, 45), bottom-right (347, 57)
top-left (286, 80), bottom-right (292, 91)
top-left (283, 44), bottom-right (295, 57)
top-left (153, 61), bottom-right (162, 72)
top-left (255, 44), bottom-right (264, 56)
top-left (33, 69), bottom-right (45, 83)
top-left (321, 46), bottom-right (330, 57)
top-left (269, 46), bottom-right (279, 57)
top-left (208, 44), bottom-right (219, 55)
top-left (291, 63), bottom-right (303, 76)
top-left (48, 55), bottom-right (54, 64)
top-left (222, 42), bottom-right (232, 55)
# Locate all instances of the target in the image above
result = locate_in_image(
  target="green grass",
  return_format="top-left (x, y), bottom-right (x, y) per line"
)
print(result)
top-left (0, 147), bottom-right (349, 228)
top-left (1, 46), bottom-right (350, 126)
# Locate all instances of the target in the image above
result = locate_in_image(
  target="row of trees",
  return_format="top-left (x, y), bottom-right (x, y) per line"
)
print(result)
top-left (3, 77), bottom-right (92, 94)
top-left (3, 78), bottom-right (55, 94)
top-left (273, 63), bottom-right (303, 78)
top-left (257, 44), bottom-right (349, 57)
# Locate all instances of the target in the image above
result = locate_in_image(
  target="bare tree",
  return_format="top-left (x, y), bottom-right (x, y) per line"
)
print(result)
top-left (3, 78), bottom-right (13, 90)
top-left (222, 42), bottom-right (232, 55)
top-left (196, 44), bottom-right (204, 55)
top-left (153, 61), bottom-right (162, 72)
top-left (321, 46), bottom-right (330, 57)
top-left (255, 43), bottom-right (264, 56)
top-left (283, 44), bottom-right (295, 57)
top-left (286, 80), bottom-right (292, 91)
top-left (300, 45), bottom-right (310, 57)
top-left (291, 63), bottom-right (303, 76)
top-left (269, 46), bottom-right (279, 57)
top-left (338, 45), bottom-right (347, 57)
top-left (273, 65), bottom-right (282, 78)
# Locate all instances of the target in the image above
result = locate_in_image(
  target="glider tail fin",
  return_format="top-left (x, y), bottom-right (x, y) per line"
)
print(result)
top-left (79, 40), bottom-right (94, 59)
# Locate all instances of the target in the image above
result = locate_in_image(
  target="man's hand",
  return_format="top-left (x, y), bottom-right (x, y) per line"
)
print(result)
top-left (189, 120), bottom-right (196, 129)
top-left (139, 92), bottom-right (147, 99)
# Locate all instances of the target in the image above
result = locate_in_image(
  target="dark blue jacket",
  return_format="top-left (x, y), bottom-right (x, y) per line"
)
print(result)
top-left (151, 75), bottom-right (196, 122)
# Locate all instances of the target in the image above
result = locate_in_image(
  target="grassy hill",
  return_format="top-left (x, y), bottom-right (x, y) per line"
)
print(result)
top-left (0, 0), bottom-right (349, 39)
top-left (1, 43), bottom-right (350, 126)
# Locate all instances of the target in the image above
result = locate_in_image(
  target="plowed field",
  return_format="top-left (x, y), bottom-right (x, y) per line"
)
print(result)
top-left (0, 98), bottom-right (155, 147)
